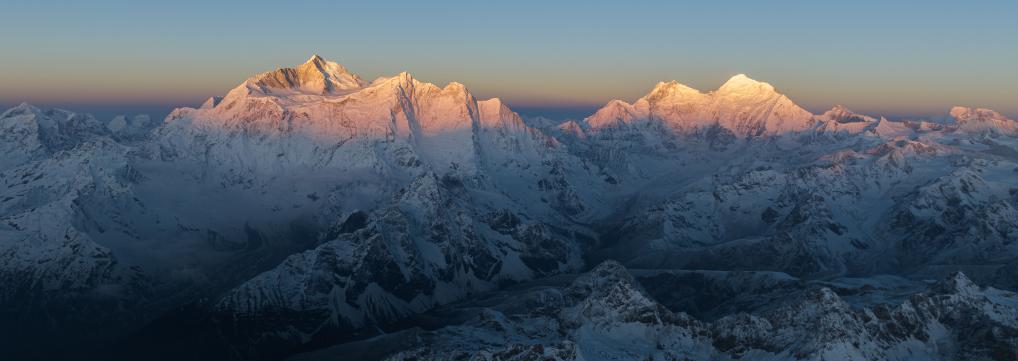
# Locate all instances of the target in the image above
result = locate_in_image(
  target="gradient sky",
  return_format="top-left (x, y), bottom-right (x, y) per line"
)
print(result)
top-left (2, 0), bottom-right (1016, 120)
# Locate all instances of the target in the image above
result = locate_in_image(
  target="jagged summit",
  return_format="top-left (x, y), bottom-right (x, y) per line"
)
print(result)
top-left (171, 56), bottom-right (527, 138)
top-left (933, 271), bottom-right (979, 296)
top-left (199, 96), bottom-right (222, 109)
top-left (239, 54), bottom-right (368, 96)
top-left (0, 102), bottom-right (108, 165)
top-left (306, 54), bottom-right (325, 63)
top-left (819, 105), bottom-right (877, 124)
top-left (11, 59), bottom-right (1018, 361)
top-left (158, 56), bottom-right (541, 177)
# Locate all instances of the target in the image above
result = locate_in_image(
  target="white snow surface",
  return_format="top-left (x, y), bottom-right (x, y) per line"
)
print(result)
top-left (4, 55), bottom-right (1018, 360)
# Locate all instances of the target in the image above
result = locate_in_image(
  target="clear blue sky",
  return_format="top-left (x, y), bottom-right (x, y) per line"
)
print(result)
top-left (2, 0), bottom-right (1016, 120)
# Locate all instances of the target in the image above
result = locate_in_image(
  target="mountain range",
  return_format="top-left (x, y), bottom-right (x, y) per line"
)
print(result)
top-left (3, 55), bottom-right (1018, 361)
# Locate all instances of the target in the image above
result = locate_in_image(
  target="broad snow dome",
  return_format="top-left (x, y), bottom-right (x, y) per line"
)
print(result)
top-left (949, 106), bottom-right (1018, 135)
top-left (584, 73), bottom-right (814, 137)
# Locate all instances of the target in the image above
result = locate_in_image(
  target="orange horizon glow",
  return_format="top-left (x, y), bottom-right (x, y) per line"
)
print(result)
top-left (3, 1), bottom-right (1016, 119)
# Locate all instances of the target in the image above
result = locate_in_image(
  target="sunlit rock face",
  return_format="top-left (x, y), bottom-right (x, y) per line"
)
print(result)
top-left (4, 56), bottom-right (1018, 361)
top-left (157, 56), bottom-right (558, 180)
top-left (244, 54), bottom-right (368, 96)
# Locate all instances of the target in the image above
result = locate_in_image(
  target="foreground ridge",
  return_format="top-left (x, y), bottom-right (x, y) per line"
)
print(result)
top-left (3, 55), bottom-right (1018, 361)
top-left (378, 263), bottom-right (1018, 361)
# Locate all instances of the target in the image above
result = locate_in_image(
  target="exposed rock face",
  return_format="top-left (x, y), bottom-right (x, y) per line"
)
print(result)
top-left (4, 56), bottom-right (1018, 360)
top-left (244, 54), bottom-right (368, 95)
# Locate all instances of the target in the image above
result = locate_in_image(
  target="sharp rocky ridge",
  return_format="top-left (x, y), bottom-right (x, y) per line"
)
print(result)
top-left (3, 55), bottom-right (1018, 361)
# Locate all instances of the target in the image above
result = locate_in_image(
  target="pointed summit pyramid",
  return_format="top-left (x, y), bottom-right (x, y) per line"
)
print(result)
top-left (243, 54), bottom-right (368, 95)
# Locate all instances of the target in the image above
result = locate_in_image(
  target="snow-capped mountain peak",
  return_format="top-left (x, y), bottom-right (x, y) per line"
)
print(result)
top-left (2, 102), bottom-right (39, 117)
top-left (305, 53), bottom-right (325, 64)
top-left (0, 102), bottom-right (107, 167)
top-left (154, 55), bottom-right (561, 181)
top-left (646, 80), bottom-right (705, 100)
top-left (585, 73), bottom-right (814, 137)
top-left (239, 54), bottom-right (368, 96)
top-left (716, 73), bottom-right (777, 95)
top-left (932, 271), bottom-right (980, 296)
top-left (585, 99), bottom-right (640, 128)
top-left (949, 106), bottom-right (1018, 135)
top-left (819, 105), bottom-right (878, 124)
top-left (950, 106), bottom-right (1001, 121)
top-left (9, 59), bottom-right (1018, 361)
